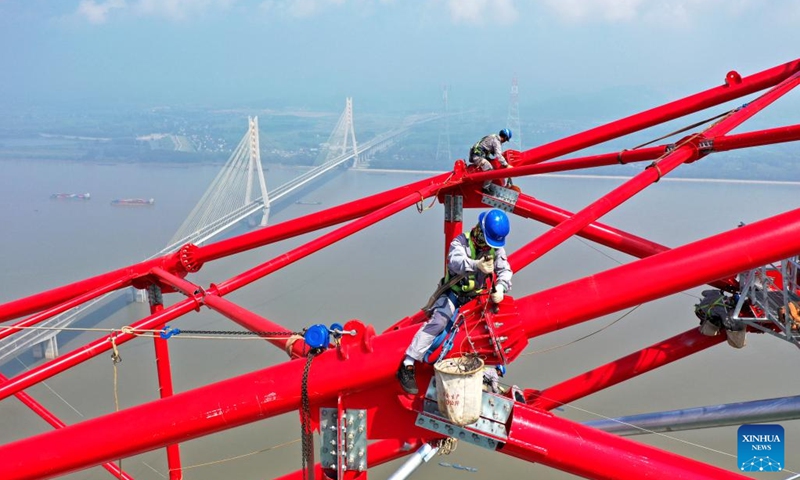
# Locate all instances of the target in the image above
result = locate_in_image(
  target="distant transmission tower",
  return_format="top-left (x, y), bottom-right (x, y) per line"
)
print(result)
top-left (435, 85), bottom-right (452, 164)
top-left (507, 75), bottom-right (522, 151)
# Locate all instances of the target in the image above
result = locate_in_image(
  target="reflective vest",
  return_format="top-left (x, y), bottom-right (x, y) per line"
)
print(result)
top-left (447, 232), bottom-right (495, 295)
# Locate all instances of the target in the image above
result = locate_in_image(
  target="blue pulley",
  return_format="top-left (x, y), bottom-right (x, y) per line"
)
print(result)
top-left (304, 324), bottom-right (330, 350)
top-left (329, 322), bottom-right (344, 338)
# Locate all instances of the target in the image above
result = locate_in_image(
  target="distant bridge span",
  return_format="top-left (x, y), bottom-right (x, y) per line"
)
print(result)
top-left (165, 100), bottom-right (439, 252)
top-left (0, 100), bottom-right (440, 363)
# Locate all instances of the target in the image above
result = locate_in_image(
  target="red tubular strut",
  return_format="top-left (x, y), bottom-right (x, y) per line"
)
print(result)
top-left (508, 70), bottom-right (800, 273)
top-left (512, 194), bottom-right (737, 290)
top-left (194, 173), bottom-right (450, 265)
top-left (0, 326), bottom-right (418, 479)
top-left (513, 58), bottom-right (800, 166)
top-left (2, 60), bottom-right (800, 480)
top-left (0, 277), bottom-right (131, 342)
top-left (529, 328), bottom-right (727, 411)
top-left (4, 205), bottom-right (800, 478)
top-left (0, 298), bottom-right (198, 402)
top-left (502, 404), bottom-right (749, 479)
top-left (518, 208), bottom-right (800, 337)
top-left (0, 373), bottom-right (136, 480)
top-left (214, 185), bottom-right (442, 295)
top-left (0, 175), bottom-right (449, 324)
top-left (149, 298), bottom-right (183, 480)
top-left (471, 123), bottom-right (800, 183)
top-left (202, 294), bottom-right (297, 351)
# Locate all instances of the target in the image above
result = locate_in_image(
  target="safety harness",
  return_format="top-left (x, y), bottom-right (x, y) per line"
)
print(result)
top-left (422, 233), bottom-right (495, 364)
top-left (470, 135), bottom-right (495, 159)
top-left (446, 232), bottom-right (494, 296)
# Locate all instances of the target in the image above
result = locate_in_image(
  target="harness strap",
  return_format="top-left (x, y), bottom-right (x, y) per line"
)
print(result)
top-left (421, 273), bottom-right (468, 314)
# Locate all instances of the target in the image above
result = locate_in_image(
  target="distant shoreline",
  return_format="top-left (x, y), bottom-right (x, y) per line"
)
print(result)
top-left (2, 157), bottom-right (798, 186)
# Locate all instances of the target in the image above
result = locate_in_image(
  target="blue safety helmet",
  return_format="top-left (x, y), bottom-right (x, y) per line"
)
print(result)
top-left (479, 209), bottom-right (510, 248)
top-left (496, 365), bottom-right (506, 376)
top-left (499, 128), bottom-right (512, 141)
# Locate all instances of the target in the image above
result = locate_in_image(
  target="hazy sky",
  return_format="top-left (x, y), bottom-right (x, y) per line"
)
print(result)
top-left (1, 0), bottom-right (799, 111)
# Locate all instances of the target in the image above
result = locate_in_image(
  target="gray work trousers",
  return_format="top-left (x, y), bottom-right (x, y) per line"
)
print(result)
top-left (470, 156), bottom-right (494, 189)
top-left (406, 292), bottom-right (461, 361)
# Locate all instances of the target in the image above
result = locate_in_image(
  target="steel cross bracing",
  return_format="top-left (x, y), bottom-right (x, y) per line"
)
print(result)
top-left (1, 58), bottom-right (800, 479)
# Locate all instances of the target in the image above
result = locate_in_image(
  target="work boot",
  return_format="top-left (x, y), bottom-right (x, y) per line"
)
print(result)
top-left (397, 364), bottom-right (418, 394)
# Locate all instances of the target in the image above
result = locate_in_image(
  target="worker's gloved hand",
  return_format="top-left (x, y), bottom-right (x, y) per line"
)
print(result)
top-left (476, 256), bottom-right (494, 274)
top-left (491, 285), bottom-right (505, 303)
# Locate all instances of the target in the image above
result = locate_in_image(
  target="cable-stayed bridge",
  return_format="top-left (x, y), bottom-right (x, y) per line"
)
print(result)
top-left (0, 99), bottom-right (439, 364)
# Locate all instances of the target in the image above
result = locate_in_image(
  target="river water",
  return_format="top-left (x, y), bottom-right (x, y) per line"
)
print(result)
top-left (0, 159), bottom-right (798, 479)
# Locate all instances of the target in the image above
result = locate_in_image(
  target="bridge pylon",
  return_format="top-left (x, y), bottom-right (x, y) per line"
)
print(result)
top-left (167, 116), bottom-right (271, 249)
top-left (318, 97), bottom-right (361, 168)
top-left (246, 116), bottom-right (270, 226)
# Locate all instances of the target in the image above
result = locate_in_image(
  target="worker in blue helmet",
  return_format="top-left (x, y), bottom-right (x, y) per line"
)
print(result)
top-left (469, 129), bottom-right (514, 193)
top-left (483, 364), bottom-right (507, 394)
top-left (397, 209), bottom-right (513, 395)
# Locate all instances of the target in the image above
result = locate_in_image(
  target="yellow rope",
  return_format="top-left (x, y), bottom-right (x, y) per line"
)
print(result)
top-left (416, 172), bottom-right (455, 213)
top-left (109, 332), bottom-right (123, 474)
top-left (171, 438), bottom-right (301, 471)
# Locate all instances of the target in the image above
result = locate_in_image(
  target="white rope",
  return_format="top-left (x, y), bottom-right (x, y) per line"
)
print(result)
top-left (0, 325), bottom-right (295, 341)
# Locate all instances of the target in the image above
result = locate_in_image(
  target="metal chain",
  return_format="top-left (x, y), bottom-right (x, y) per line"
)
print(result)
top-left (178, 330), bottom-right (303, 337)
top-left (300, 350), bottom-right (318, 480)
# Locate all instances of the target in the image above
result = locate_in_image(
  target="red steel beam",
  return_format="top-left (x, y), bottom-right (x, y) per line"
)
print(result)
top-left (4, 208), bottom-right (800, 477)
top-left (0, 277), bottom-right (130, 342)
top-left (508, 70), bottom-right (800, 273)
top-left (0, 326), bottom-right (419, 479)
top-left (0, 62), bottom-right (796, 480)
top-left (0, 373), bottom-right (136, 480)
top-left (501, 404), bottom-right (748, 479)
top-left (513, 58), bottom-right (800, 166)
top-left (0, 173), bottom-right (451, 324)
top-left (512, 194), bottom-right (738, 291)
top-left (202, 294), bottom-right (297, 351)
top-left (0, 186), bottom-right (443, 404)
top-left (193, 173), bottom-right (451, 265)
top-left (513, 193), bottom-right (669, 258)
top-left (150, 267), bottom-right (202, 297)
top-left (529, 328), bottom-right (727, 411)
top-left (516, 207), bottom-right (800, 338)
top-left (714, 123), bottom-right (800, 151)
top-left (0, 318), bottom-right (743, 480)
top-left (477, 145), bottom-right (666, 180)
top-left (150, 298), bottom-right (183, 480)
top-left (469, 123), bottom-right (800, 184)
top-left (213, 184), bottom-right (442, 295)
top-left (0, 298), bottom-right (198, 402)
top-left (0, 269), bottom-right (141, 324)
